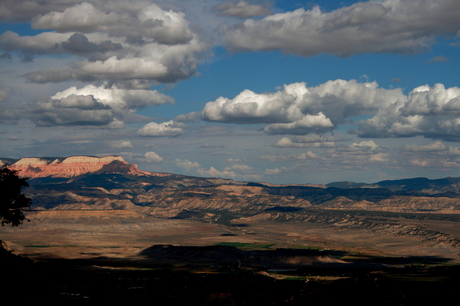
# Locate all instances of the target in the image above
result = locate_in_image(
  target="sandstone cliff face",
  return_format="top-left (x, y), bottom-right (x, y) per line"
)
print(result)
top-left (9, 155), bottom-right (170, 178)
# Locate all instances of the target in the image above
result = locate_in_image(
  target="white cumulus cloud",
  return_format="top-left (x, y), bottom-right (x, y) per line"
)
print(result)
top-left (23, 83), bottom-right (175, 127)
top-left (1, 1), bottom-right (210, 84)
top-left (223, 0), bottom-right (460, 57)
top-left (355, 84), bottom-right (460, 141)
top-left (52, 84), bottom-right (174, 110)
top-left (137, 120), bottom-right (184, 137)
top-left (144, 151), bottom-right (163, 163)
top-left (273, 134), bottom-right (338, 148)
top-left (263, 113), bottom-right (333, 135)
top-left (175, 159), bottom-right (201, 171)
top-left (202, 79), bottom-right (403, 135)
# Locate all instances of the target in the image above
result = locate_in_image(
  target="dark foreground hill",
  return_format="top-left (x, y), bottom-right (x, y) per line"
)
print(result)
top-left (2, 246), bottom-right (460, 305)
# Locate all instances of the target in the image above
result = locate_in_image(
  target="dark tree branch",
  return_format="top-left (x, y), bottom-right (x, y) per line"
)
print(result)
top-left (0, 164), bottom-right (31, 226)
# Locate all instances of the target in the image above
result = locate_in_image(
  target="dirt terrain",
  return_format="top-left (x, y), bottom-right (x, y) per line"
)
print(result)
top-left (2, 209), bottom-right (460, 264)
top-left (2, 209), bottom-right (460, 305)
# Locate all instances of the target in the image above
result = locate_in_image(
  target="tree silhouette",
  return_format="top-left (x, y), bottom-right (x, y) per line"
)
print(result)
top-left (0, 164), bottom-right (32, 264)
top-left (0, 164), bottom-right (31, 226)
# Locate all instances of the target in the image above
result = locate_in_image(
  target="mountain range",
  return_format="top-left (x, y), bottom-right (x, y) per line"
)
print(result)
top-left (3, 155), bottom-right (460, 216)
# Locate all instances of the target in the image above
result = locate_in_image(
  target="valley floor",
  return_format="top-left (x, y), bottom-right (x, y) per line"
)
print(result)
top-left (2, 210), bottom-right (460, 263)
top-left (2, 210), bottom-right (460, 305)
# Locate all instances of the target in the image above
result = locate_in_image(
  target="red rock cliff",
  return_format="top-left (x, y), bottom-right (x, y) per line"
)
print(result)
top-left (9, 155), bottom-right (170, 178)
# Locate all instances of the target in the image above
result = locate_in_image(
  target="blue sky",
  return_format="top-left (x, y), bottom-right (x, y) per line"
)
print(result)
top-left (1, 0), bottom-right (460, 184)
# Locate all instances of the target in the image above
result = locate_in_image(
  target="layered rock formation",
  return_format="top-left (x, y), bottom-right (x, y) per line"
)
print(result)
top-left (7, 155), bottom-right (169, 178)
top-left (4, 154), bottom-right (460, 253)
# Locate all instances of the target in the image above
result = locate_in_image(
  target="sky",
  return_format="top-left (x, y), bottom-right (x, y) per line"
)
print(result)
top-left (1, 0), bottom-right (460, 185)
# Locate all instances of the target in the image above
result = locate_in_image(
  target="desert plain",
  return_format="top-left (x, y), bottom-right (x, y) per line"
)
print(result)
top-left (3, 208), bottom-right (460, 264)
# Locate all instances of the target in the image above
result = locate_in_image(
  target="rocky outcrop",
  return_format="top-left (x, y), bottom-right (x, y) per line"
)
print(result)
top-left (318, 195), bottom-right (460, 213)
top-left (8, 155), bottom-right (170, 178)
top-left (94, 160), bottom-right (166, 177)
top-left (134, 185), bottom-right (312, 218)
top-left (263, 210), bottom-right (460, 248)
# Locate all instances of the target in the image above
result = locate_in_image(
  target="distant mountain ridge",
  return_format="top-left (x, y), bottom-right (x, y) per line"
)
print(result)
top-left (3, 155), bottom-right (460, 193)
top-left (327, 177), bottom-right (460, 193)
top-left (5, 155), bottom-right (456, 213)
top-left (0, 155), bottom-right (460, 193)
top-left (2, 155), bottom-right (170, 178)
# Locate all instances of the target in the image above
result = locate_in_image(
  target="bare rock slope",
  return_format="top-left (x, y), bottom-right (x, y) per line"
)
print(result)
top-left (7, 155), bottom-right (168, 178)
